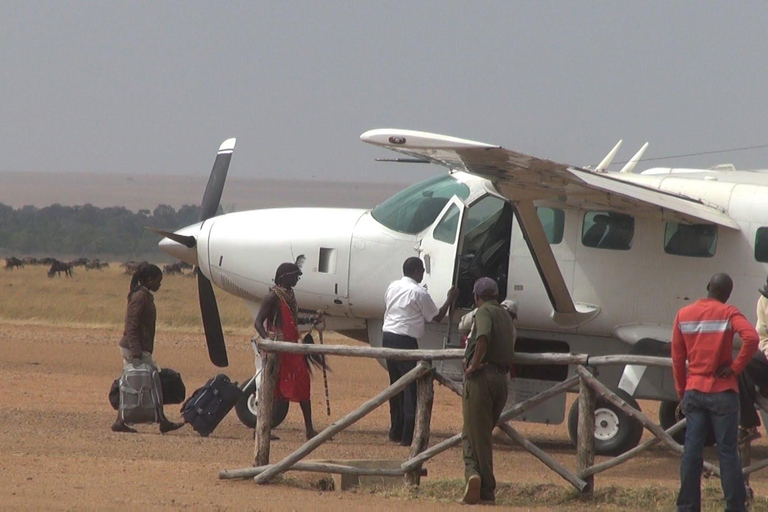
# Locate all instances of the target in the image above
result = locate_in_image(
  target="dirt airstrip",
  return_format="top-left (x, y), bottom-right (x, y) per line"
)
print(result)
top-left (2, 323), bottom-right (768, 510)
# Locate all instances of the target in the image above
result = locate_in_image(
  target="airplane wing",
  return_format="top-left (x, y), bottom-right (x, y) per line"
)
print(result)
top-left (360, 129), bottom-right (738, 229)
top-left (361, 129), bottom-right (738, 326)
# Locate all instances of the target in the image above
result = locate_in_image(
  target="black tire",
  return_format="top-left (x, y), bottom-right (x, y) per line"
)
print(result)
top-left (568, 389), bottom-right (644, 456)
top-left (235, 378), bottom-right (289, 429)
top-left (658, 400), bottom-right (716, 446)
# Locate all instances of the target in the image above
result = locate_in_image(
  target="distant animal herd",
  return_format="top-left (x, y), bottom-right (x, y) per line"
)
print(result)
top-left (4, 256), bottom-right (194, 278)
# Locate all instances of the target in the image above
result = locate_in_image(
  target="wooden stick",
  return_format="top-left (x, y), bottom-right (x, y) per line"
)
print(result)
top-left (316, 323), bottom-right (331, 416)
top-left (221, 461), bottom-right (406, 480)
top-left (254, 361), bottom-right (433, 484)
top-left (575, 366), bottom-right (720, 478)
top-left (433, 369), bottom-right (463, 396)
top-left (406, 372), bottom-right (435, 486)
top-left (254, 351), bottom-right (278, 467)
top-left (576, 373), bottom-right (596, 495)
top-left (742, 457), bottom-right (768, 476)
top-left (498, 422), bottom-right (587, 491)
top-left (580, 418), bottom-right (687, 478)
top-left (256, 340), bottom-right (675, 367)
top-left (257, 339), bottom-right (463, 360)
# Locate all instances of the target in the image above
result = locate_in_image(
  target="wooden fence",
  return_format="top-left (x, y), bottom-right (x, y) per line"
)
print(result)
top-left (219, 340), bottom-right (766, 496)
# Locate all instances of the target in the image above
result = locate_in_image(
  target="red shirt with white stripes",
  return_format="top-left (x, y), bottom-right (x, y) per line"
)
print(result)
top-left (671, 297), bottom-right (759, 398)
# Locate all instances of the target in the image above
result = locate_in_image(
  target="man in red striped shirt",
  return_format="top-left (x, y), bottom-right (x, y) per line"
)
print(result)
top-left (672, 273), bottom-right (759, 512)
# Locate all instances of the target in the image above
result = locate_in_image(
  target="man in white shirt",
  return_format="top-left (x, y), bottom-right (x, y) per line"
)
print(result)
top-left (383, 256), bottom-right (458, 446)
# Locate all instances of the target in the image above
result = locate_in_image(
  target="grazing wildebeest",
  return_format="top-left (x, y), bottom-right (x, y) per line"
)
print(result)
top-left (163, 262), bottom-right (183, 275)
top-left (47, 260), bottom-right (73, 278)
top-left (85, 259), bottom-right (109, 271)
top-left (22, 256), bottom-right (39, 265)
top-left (70, 258), bottom-right (90, 267)
top-left (121, 261), bottom-right (142, 274)
top-left (5, 257), bottom-right (24, 270)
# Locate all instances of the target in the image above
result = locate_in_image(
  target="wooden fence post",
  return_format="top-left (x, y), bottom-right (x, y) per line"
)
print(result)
top-left (254, 351), bottom-right (278, 467)
top-left (406, 368), bottom-right (435, 485)
top-left (576, 369), bottom-right (595, 495)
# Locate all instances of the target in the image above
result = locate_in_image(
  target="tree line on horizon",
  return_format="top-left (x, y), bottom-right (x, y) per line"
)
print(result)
top-left (0, 202), bottom-right (206, 260)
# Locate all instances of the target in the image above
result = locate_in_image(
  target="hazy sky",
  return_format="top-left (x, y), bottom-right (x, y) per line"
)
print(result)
top-left (1, 2), bottom-right (767, 185)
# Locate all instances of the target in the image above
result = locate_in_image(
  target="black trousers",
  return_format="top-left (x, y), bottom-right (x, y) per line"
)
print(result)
top-left (383, 331), bottom-right (418, 445)
top-left (739, 351), bottom-right (768, 429)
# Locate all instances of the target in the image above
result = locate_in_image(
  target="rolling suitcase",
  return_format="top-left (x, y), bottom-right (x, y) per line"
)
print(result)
top-left (119, 363), bottom-right (159, 424)
top-left (181, 374), bottom-right (242, 437)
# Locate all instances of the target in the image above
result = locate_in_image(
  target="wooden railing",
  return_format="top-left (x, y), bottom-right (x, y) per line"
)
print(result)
top-left (219, 340), bottom-right (764, 496)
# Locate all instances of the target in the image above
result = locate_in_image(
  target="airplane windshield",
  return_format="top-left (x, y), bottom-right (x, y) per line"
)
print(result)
top-left (371, 174), bottom-right (470, 234)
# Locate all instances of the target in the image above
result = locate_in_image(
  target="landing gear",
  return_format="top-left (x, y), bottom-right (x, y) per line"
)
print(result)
top-left (567, 390), bottom-right (644, 456)
top-left (235, 377), bottom-right (289, 429)
top-left (658, 400), bottom-right (715, 446)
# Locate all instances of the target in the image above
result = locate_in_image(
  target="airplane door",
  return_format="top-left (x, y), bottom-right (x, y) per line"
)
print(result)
top-left (419, 196), bottom-right (466, 302)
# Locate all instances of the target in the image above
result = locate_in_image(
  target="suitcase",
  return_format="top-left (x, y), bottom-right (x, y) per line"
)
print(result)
top-left (119, 363), bottom-right (159, 424)
top-left (181, 374), bottom-right (242, 437)
top-left (109, 368), bottom-right (186, 410)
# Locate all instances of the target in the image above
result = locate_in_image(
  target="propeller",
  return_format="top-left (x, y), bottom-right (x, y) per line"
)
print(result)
top-left (196, 138), bottom-right (236, 367)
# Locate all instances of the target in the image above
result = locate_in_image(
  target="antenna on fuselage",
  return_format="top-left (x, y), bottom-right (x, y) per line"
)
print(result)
top-left (594, 140), bottom-right (623, 172)
top-left (619, 142), bottom-right (649, 174)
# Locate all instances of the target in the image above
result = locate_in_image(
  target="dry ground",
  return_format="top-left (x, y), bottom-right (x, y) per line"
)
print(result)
top-left (3, 266), bottom-right (768, 510)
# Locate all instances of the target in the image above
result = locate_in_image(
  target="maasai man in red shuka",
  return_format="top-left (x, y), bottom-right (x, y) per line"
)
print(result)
top-left (255, 262), bottom-right (317, 440)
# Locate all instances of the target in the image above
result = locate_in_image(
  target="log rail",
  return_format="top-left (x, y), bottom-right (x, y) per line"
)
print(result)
top-left (219, 338), bottom-right (765, 497)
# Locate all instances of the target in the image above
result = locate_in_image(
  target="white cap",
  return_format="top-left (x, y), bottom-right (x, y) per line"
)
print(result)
top-left (501, 299), bottom-right (518, 316)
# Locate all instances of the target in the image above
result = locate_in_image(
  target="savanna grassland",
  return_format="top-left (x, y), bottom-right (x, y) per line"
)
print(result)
top-left (3, 265), bottom-right (768, 510)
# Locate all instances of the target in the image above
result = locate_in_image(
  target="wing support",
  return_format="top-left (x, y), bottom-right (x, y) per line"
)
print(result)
top-left (514, 200), bottom-right (600, 327)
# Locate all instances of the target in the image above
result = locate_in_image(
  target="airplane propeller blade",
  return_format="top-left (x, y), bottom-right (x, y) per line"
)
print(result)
top-left (198, 270), bottom-right (229, 367)
top-left (196, 138), bottom-right (236, 367)
top-left (199, 138), bottom-right (236, 222)
top-left (146, 227), bottom-right (196, 248)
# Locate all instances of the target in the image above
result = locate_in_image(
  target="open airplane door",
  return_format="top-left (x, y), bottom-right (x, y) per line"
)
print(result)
top-left (418, 196), bottom-right (466, 302)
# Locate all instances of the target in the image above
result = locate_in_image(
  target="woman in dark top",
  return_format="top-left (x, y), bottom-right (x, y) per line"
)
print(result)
top-left (112, 262), bottom-right (184, 433)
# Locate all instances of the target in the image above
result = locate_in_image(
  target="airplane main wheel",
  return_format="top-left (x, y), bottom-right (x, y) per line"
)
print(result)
top-left (235, 378), bottom-right (289, 429)
top-left (567, 390), bottom-right (644, 456)
top-left (658, 400), bottom-right (715, 446)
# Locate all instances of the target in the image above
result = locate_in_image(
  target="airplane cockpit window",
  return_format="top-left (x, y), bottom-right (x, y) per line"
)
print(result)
top-left (433, 203), bottom-right (460, 243)
top-left (371, 174), bottom-right (470, 234)
top-left (536, 207), bottom-right (565, 244)
top-left (755, 227), bottom-right (768, 262)
top-left (664, 222), bottom-right (717, 257)
top-left (581, 211), bottom-right (634, 250)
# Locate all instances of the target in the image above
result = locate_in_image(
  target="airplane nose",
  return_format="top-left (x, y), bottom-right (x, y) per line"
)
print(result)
top-left (159, 236), bottom-right (199, 266)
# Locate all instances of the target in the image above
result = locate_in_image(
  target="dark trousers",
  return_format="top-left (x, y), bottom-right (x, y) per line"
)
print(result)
top-left (383, 332), bottom-right (418, 445)
top-left (677, 390), bottom-right (746, 512)
top-left (738, 351), bottom-right (768, 429)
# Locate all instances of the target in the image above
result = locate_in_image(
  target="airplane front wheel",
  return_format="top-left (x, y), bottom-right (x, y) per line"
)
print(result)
top-left (567, 390), bottom-right (644, 456)
top-left (235, 378), bottom-right (289, 429)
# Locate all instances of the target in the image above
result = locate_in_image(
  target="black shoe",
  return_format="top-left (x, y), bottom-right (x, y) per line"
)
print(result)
top-left (111, 422), bottom-right (137, 433)
top-left (159, 421), bottom-right (184, 434)
top-left (399, 438), bottom-right (412, 447)
top-left (389, 435), bottom-right (402, 443)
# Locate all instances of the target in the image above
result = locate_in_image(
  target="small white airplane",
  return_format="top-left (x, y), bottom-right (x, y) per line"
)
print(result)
top-left (158, 130), bottom-right (768, 456)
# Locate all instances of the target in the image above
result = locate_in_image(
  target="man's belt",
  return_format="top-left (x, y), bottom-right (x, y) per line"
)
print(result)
top-left (486, 362), bottom-right (510, 373)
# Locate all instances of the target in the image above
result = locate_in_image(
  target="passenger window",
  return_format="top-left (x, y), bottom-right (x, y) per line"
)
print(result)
top-left (755, 227), bottom-right (768, 262)
top-left (433, 203), bottom-right (460, 244)
top-left (581, 211), bottom-right (634, 250)
top-left (664, 223), bottom-right (717, 257)
top-left (536, 207), bottom-right (564, 244)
